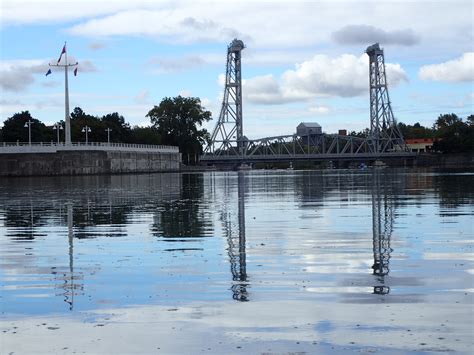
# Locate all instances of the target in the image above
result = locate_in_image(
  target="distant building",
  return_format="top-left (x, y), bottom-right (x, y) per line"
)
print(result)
top-left (338, 129), bottom-right (347, 136)
top-left (296, 122), bottom-right (322, 136)
top-left (405, 138), bottom-right (434, 152)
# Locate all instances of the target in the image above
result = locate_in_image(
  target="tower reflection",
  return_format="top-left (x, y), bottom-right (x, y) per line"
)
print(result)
top-left (371, 170), bottom-right (393, 295)
top-left (225, 172), bottom-right (248, 301)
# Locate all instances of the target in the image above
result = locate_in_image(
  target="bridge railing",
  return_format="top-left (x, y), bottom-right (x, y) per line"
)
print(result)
top-left (0, 142), bottom-right (179, 154)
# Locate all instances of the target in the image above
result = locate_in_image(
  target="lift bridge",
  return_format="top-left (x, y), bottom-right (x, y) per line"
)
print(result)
top-left (202, 40), bottom-right (415, 165)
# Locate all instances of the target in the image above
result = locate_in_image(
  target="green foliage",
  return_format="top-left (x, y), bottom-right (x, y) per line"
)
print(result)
top-left (70, 107), bottom-right (134, 143)
top-left (398, 122), bottom-right (434, 139)
top-left (128, 126), bottom-right (161, 145)
top-left (349, 128), bottom-right (370, 138)
top-left (433, 114), bottom-right (473, 153)
top-left (146, 96), bottom-right (211, 156)
top-left (1, 111), bottom-right (53, 143)
top-left (101, 112), bottom-right (131, 143)
top-left (70, 107), bottom-right (104, 142)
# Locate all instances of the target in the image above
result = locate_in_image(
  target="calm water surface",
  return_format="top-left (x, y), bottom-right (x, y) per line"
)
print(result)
top-left (1, 169), bottom-right (473, 354)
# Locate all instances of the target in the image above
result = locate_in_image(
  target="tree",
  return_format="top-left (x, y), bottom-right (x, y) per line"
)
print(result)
top-left (101, 112), bottom-right (131, 143)
top-left (1, 111), bottom-right (52, 143)
top-left (129, 126), bottom-right (161, 145)
top-left (433, 113), bottom-right (473, 153)
top-left (349, 128), bottom-right (370, 138)
top-left (70, 107), bottom-right (105, 142)
top-left (398, 122), bottom-right (433, 139)
top-left (146, 96), bottom-right (211, 161)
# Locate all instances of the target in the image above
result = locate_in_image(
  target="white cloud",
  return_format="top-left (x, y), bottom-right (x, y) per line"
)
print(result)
top-left (1, 0), bottom-right (147, 26)
top-left (1, 1), bottom-right (461, 54)
top-left (217, 73), bottom-right (226, 87)
top-left (200, 97), bottom-right (212, 110)
top-left (178, 89), bottom-right (193, 97)
top-left (243, 54), bottom-right (408, 104)
top-left (0, 58), bottom-right (97, 92)
top-left (0, 59), bottom-right (47, 92)
top-left (135, 89), bottom-right (150, 104)
top-left (67, 9), bottom-right (249, 44)
top-left (88, 42), bottom-right (107, 51)
top-left (243, 75), bottom-right (292, 105)
top-left (419, 53), bottom-right (474, 83)
top-left (332, 25), bottom-right (420, 46)
top-left (147, 55), bottom-right (206, 74)
top-left (308, 105), bottom-right (331, 115)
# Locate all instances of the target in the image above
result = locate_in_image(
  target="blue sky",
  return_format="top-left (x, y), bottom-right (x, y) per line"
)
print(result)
top-left (1, 0), bottom-right (472, 138)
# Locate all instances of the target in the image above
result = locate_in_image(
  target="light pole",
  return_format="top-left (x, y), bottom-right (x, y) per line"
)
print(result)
top-left (105, 128), bottom-right (112, 144)
top-left (53, 123), bottom-right (64, 144)
top-left (81, 126), bottom-right (91, 144)
top-left (24, 120), bottom-right (33, 145)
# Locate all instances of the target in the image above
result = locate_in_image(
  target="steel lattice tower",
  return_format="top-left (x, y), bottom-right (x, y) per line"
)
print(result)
top-left (205, 39), bottom-right (245, 155)
top-left (366, 43), bottom-right (407, 153)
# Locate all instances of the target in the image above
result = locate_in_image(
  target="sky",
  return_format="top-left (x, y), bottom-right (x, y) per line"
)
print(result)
top-left (0, 0), bottom-right (473, 139)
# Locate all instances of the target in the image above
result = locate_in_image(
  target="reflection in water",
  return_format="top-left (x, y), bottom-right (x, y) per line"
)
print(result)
top-left (229, 173), bottom-right (248, 301)
top-left (152, 174), bottom-right (209, 238)
top-left (371, 171), bottom-right (393, 295)
top-left (56, 203), bottom-right (84, 310)
top-left (1, 169), bottom-right (472, 316)
top-left (65, 203), bottom-right (75, 309)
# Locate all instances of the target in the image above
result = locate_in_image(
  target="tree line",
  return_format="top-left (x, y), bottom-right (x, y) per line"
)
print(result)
top-left (0, 96), bottom-right (472, 154)
top-left (0, 96), bottom-right (211, 164)
top-left (349, 113), bottom-right (473, 153)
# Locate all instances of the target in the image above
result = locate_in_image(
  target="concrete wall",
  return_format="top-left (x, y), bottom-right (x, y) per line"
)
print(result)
top-left (414, 152), bottom-right (474, 168)
top-left (0, 150), bottom-right (181, 177)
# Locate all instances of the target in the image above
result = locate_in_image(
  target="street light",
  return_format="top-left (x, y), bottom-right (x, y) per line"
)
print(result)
top-left (105, 128), bottom-right (112, 144)
top-left (53, 123), bottom-right (64, 144)
top-left (24, 120), bottom-right (33, 145)
top-left (81, 125), bottom-right (91, 144)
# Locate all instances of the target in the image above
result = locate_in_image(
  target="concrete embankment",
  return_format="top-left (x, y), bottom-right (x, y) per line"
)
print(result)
top-left (0, 150), bottom-right (181, 177)
top-left (414, 152), bottom-right (474, 168)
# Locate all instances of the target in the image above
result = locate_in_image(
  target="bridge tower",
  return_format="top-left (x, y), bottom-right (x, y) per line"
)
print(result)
top-left (204, 39), bottom-right (245, 155)
top-left (366, 43), bottom-right (407, 153)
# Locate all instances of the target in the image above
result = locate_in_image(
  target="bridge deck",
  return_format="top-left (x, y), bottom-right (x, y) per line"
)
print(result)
top-left (201, 152), bottom-right (417, 164)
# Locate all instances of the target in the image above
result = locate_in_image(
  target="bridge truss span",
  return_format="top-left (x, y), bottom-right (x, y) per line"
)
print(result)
top-left (241, 134), bottom-right (371, 157)
top-left (202, 133), bottom-right (414, 163)
top-left (202, 41), bottom-right (414, 164)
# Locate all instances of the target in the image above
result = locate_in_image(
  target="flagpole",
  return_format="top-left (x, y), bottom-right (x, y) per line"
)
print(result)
top-left (49, 42), bottom-right (78, 146)
top-left (64, 42), bottom-right (71, 145)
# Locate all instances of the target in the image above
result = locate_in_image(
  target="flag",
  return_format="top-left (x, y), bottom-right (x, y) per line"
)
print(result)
top-left (74, 67), bottom-right (78, 76)
top-left (57, 44), bottom-right (66, 63)
top-left (45, 69), bottom-right (52, 76)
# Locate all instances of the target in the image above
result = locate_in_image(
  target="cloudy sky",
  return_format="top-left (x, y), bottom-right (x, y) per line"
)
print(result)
top-left (1, 0), bottom-right (472, 138)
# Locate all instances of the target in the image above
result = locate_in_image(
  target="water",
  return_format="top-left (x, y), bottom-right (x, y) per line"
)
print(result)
top-left (1, 169), bottom-right (473, 354)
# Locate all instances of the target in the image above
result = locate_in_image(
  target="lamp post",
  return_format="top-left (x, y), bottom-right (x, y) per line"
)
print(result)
top-left (53, 123), bottom-right (64, 144)
top-left (105, 128), bottom-right (112, 144)
top-left (24, 120), bottom-right (33, 145)
top-left (81, 126), bottom-right (91, 144)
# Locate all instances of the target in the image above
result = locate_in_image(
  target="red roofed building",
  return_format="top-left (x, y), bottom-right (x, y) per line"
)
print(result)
top-left (405, 138), bottom-right (434, 153)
